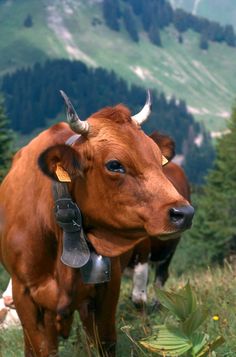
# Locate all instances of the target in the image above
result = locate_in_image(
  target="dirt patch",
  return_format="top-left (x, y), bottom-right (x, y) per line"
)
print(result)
top-left (47, 4), bottom-right (96, 66)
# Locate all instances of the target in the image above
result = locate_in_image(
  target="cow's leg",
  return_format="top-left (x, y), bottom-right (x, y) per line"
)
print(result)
top-left (131, 262), bottom-right (148, 307)
top-left (12, 278), bottom-right (58, 357)
top-left (150, 238), bottom-right (180, 288)
top-left (154, 253), bottom-right (173, 288)
top-left (79, 258), bottom-right (121, 357)
top-left (127, 239), bottom-right (150, 308)
top-left (154, 245), bottom-right (178, 289)
top-left (152, 250), bottom-right (177, 310)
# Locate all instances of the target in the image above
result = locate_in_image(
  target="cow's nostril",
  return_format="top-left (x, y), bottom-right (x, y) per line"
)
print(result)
top-left (169, 208), bottom-right (184, 223)
top-left (169, 205), bottom-right (194, 230)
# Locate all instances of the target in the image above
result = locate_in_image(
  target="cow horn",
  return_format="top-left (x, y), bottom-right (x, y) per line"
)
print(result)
top-left (131, 90), bottom-right (152, 125)
top-left (60, 90), bottom-right (90, 135)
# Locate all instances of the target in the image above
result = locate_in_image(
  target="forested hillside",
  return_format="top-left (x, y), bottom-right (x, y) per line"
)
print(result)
top-left (0, 0), bottom-right (235, 131)
top-left (174, 104), bottom-right (236, 271)
top-left (170, 0), bottom-right (236, 30)
top-left (1, 58), bottom-right (214, 184)
top-left (1, 60), bottom-right (197, 139)
top-left (103, 0), bottom-right (236, 48)
top-left (0, 101), bottom-right (13, 181)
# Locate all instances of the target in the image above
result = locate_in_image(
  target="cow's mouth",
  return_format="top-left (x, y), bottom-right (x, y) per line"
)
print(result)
top-left (143, 204), bottom-right (194, 239)
top-left (156, 230), bottom-right (186, 240)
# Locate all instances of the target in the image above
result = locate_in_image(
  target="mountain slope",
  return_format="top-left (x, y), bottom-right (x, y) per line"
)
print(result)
top-left (0, 0), bottom-right (236, 131)
top-left (170, 0), bottom-right (236, 29)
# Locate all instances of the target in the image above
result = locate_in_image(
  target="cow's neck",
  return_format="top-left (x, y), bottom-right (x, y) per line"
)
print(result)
top-left (52, 180), bottom-right (111, 284)
top-left (87, 229), bottom-right (148, 257)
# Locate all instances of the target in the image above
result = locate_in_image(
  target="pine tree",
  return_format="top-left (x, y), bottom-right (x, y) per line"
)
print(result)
top-left (0, 100), bottom-right (13, 182)
top-left (183, 106), bottom-right (236, 267)
top-left (103, 0), bottom-right (120, 31)
top-left (148, 24), bottom-right (162, 46)
top-left (183, 130), bottom-right (215, 185)
top-left (123, 6), bottom-right (139, 42)
top-left (178, 34), bottom-right (183, 44)
top-left (23, 14), bottom-right (33, 28)
top-left (224, 25), bottom-right (236, 47)
top-left (199, 33), bottom-right (209, 50)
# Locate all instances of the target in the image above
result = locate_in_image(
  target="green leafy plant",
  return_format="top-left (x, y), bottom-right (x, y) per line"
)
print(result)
top-left (140, 282), bottom-right (224, 356)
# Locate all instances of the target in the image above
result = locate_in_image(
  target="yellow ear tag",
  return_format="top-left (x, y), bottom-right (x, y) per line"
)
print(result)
top-left (55, 163), bottom-right (71, 182)
top-left (162, 155), bottom-right (169, 166)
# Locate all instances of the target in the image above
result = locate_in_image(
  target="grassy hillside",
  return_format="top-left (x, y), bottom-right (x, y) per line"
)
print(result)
top-left (0, 264), bottom-right (236, 356)
top-left (170, 0), bottom-right (236, 29)
top-left (0, 0), bottom-right (236, 132)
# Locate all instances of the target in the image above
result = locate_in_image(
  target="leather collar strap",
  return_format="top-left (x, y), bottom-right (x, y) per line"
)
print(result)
top-left (52, 134), bottom-right (111, 284)
top-left (53, 181), bottom-right (90, 268)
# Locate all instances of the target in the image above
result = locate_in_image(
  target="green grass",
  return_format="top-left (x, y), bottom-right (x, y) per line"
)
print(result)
top-left (0, 0), bottom-right (50, 75)
top-left (0, 263), bottom-right (236, 356)
top-left (0, 0), bottom-right (236, 132)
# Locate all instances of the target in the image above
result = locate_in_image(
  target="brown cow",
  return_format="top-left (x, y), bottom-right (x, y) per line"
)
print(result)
top-left (0, 207), bottom-right (4, 231)
top-left (128, 132), bottom-right (191, 306)
top-left (0, 92), bottom-right (194, 356)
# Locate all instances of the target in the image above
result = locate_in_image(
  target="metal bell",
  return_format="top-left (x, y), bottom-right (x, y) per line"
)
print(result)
top-left (80, 252), bottom-right (111, 284)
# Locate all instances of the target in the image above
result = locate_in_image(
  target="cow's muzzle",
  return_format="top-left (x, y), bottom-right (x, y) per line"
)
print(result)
top-left (169, 205), bottom-right (194, 230)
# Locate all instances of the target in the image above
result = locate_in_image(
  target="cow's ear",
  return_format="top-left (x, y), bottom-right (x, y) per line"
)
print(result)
top-left (38, 144), bottom-right (81, 182)
top-left (150, 131), bottom-right (175, 161)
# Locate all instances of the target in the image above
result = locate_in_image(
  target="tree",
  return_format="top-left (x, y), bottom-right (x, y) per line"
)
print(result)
top-left (123, 6), bottom-right (139, 42)
top-left (199, 33), bottom-right (209, 50)
top-left (23, 14), bottom-right (33, 28)
top-left (103, 0), bottom-right (120, 31)
top-left (224, 25), bottom-right (236, 47)
top-left (0, 100), bottom-right (13, 182)
top-left (178, 33), bottom-right (183, 44)
top-left (148, 24), bottom-right (162, 46)
top-left (182, 106), bottom-right (236, 268)
top-left (173, 9), bottom-right (189, 33)
top-left (183, 130), bottom-right (215, 185)
top-left (128, 0), bottom-right (143, 16)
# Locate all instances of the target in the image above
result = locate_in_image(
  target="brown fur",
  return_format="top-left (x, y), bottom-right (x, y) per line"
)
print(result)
top-left (126, 134), bottom-right (191, 296)
top-left (0, 106), bottom-right (190, 356)
top-left (150, 131), bottom-right (176, 161)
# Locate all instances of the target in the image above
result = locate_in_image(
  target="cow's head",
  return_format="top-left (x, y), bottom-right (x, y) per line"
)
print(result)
top-left (38, 92), bottom-right (194, 256)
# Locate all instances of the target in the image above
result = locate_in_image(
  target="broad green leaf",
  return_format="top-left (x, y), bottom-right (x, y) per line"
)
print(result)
top-left (140, 325), bottom-right (192, 356)
top-left (196, 336), bottom-right (225, 357)
top-left (156, 283), bottom-right (198, 321)
top-left (179, 282), bottom-right (197, 315)
top-left (156, 289), bottom-right (189, 321)
top-left (181, 308), bottom-right (208, 335)
top-left (191, 332), bottom-right (208, 355)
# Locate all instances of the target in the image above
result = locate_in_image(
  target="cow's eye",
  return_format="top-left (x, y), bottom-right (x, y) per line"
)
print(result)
top-left (105, 160), bottom-right (126, 174)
